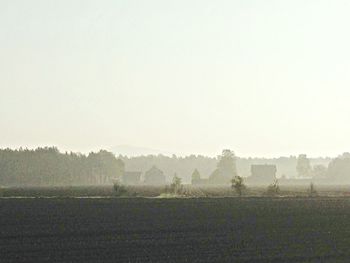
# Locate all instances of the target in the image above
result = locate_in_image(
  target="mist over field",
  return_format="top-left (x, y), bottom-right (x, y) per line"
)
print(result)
top-left (2, 0), bottom-right (350, 158)
top-left (2, 0), bottom-right (350, 199)
top-left (1, 0), bottom-right (350, 187)
top-left (2, 1), bottom-right (350, 262)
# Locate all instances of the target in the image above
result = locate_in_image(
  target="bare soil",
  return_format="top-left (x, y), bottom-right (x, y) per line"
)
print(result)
top-left (1, 197), bottom-right (349, 262)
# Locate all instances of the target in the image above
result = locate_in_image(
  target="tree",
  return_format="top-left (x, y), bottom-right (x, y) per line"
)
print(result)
top-left (296, 154), bottom-right (312, 178)
top-left (231, 175), bottom-right (246, 196)
top-left (88, 150), bottom-right (125, 184)
top-left (218, 150), bottom-right (237, 177)
top-left (210, 149), bottom-right (238, 184)
top-left (170, 173), bottom-right (183, 195)
top-left (327, 153), bottom-right (350, 183)
top-left (191, 169), bottom-right (201, 184)
top-left (266, 179), bottom-right (280, 196)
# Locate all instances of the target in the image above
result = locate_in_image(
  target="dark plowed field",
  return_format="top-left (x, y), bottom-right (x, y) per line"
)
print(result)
top-left (1, 198), bottom-right (350, 262)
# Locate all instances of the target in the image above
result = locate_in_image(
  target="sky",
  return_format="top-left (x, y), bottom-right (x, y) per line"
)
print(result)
top-left (1, 0), bottom-right (350, 158)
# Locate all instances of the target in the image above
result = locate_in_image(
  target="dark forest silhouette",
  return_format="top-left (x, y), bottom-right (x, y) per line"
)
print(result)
top-left (0, 147), bottom-right (124, 186)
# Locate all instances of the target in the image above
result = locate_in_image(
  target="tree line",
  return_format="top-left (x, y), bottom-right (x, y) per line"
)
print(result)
top-left (0, 147), bottom-right (124, 186)
top-left (1, 147), bottom-right (350, 187)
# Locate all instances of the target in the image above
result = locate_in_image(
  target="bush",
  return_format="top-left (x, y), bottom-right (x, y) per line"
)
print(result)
top-left (169, 174), bottom-right (183, 196)
top-left (113, 181), bottom-right (128, 197)
top-left (265, 179), bottom-right (280, 196)
top-left (231, 176), bottom-right (246, 196)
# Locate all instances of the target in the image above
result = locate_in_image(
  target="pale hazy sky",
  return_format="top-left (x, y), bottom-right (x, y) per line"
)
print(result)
top-left (1, 0), bottom-right (350, 157)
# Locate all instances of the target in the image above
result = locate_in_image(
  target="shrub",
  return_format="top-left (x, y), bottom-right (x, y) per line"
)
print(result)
top-left (231, 176), bottom-right (246, 196)
top-left (265, 179), bottom-right (280, 196)
top-left (113, 181), bottom-right (128, 197)
top-left (169, 174), bottom-right (183, 195)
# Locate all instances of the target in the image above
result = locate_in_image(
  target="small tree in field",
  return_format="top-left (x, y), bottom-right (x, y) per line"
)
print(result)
top-left (307, 182), bottom-right (318, 197)
top-left (266, 179), bottom-right (280, 196)
top-left (113, 180), bottom-right (128, 196)
top-left (231, 176), bottom-right (246, 196)
top-left (170, 174), bottom-right (183, 195)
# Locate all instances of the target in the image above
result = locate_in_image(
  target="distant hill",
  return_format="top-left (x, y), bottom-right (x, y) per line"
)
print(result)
top-left (110, 145), bottom-right (173, 157)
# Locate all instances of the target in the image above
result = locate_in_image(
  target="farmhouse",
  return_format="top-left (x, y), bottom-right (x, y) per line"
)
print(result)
top-left (246, 164), bottom-right (277, 184)
top-left (144, 166), bottom-right (166, 185)
top-left (192, 169), bottom-right (232, 185)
